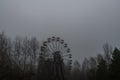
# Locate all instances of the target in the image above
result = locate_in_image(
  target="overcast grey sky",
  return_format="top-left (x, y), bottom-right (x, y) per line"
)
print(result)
top-left (0, 0), bottom-right (120, 62)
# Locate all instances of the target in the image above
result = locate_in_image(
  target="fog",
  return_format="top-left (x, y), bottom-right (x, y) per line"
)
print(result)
top-left (0, 0), bottom-right (120, 62)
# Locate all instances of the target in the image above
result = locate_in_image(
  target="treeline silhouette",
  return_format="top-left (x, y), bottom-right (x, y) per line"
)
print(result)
top-left (0, 31), bottom-right (120, 80)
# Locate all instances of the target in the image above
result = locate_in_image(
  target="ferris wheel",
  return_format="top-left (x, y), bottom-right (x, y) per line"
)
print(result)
top-left (40, 36), bottom-right (72, 71)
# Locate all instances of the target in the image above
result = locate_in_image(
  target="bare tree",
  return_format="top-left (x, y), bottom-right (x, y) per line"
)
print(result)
top-left (88, 57), bottom-right (97, 80)
top-left (0, 32), bottom-right (13, 80)
top-left (82, 58), bottom-right (89, 80)
top-left (96, 54), bottom-right (103, 64)
top-left (71, 60), bottom-right (81, 80)
top-left (29, 37), bottom-right (39, 73)
top-left (21, 37), bottom-right (31, 73)
top-left (13, 37), bottom-right (23, 69)
top-left (103, 43), bottom-right (113, 66)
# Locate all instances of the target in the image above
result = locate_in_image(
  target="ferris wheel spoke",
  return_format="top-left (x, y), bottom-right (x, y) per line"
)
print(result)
top-left (54, 41), bottom-right (58, 51)
top-left (46, 45), bottom-right (54, 53)
top-left (51, 40), bottom-right (55, 50)
top-left (60, 46), bottom-right (67, 55)
top-left (62, 47), bottom-right (67, 53)
top-left (48, 43), bottom-right (55, 53)
top-left (45, 49), bottom-right (52, 56)
top-left (56, 37), bottom-right (60, 50)
top-left (57, 41), bottom-right (61, 51)
top-left (62, 54), bottom-right (71, 57)
top-left (59, 44), bottom-right (64, 53)
top-left (63, 57), bottom-right (70, 61)
top-left (50, 41), bottom-right (56, 52)
top-left (55, 41), bottom-right (58, 51)
top-left (57, 42), bottom-right (61, 51)
top-left (56, 41), bottom-right (59, 51)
